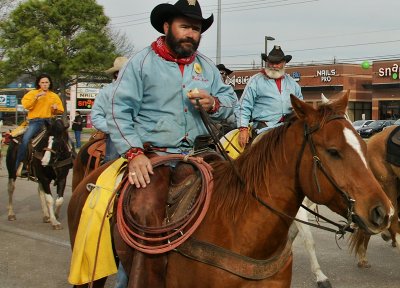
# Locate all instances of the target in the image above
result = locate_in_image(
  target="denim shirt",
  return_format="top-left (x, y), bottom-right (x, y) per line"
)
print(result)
top-left (108, 47), bottom-right (238, 154)
top-left (235, 73), bottom-right (303, 128)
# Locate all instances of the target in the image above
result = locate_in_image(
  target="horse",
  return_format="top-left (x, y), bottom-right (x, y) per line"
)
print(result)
top-left (351, 125), bottom-right (400, 268)
top-left (71, 130), bottom-right (106, 190)
top-left (6, 118), bottom-right (74, 229)
top-left (68, 93), bottom-right (394, 288)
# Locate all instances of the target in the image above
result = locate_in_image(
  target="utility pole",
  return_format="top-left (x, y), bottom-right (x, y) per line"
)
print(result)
top-left (216, 0), bottom-right (221, 64)
top-left (261, 36), bottom-right (275, 68)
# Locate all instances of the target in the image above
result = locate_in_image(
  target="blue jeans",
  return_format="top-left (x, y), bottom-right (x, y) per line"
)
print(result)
top-left (74, 130), bottom-right (81, 148)
top-left (105, 134), bottom-right (119, 163)
top-left (114, 262), bottom-right (128, 288)
top-left (15, 118), bottom-right (48, 170)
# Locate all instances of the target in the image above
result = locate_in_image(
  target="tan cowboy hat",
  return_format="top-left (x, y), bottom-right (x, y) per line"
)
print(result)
top-left (150, 0), bottom-right (214, 34)
top-left (261, 45), bottom-right (292, 63)
top-left (105, 56), bottom-right (128, 74)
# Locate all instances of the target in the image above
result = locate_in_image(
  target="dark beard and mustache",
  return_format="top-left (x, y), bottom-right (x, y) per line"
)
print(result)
top-left (165, 27), bottom-right (201, 58)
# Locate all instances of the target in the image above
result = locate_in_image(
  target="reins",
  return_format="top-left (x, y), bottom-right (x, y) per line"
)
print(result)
top-left (252, 115), bottom-right (355, 237)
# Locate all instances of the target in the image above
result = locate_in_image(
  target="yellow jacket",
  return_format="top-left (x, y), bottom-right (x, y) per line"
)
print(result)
top-left (22, 89), bottom-right (64, 119)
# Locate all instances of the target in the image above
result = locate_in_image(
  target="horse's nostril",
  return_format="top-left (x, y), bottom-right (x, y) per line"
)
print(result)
top-left (370, 205), bottom-right (386, 227)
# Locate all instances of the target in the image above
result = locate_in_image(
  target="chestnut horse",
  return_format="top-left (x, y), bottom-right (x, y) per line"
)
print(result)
top-left (6, 118), bottom-right (74, 229)
top-left (71, 131), bottom-right (106, 190)
top-left (68, 94), bottom-right (393, 288)
top-left (351, 125), bottom-right (400, 268)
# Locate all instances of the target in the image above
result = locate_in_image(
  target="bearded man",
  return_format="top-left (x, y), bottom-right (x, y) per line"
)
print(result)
top-left (107, 0), bottom-right (237, 287)
top-left (235, 45), bottom-right (303, 148)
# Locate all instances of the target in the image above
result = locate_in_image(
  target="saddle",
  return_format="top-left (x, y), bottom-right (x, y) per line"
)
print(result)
top-left (85, 138), bottom-right (106, 175)
top-left (386, 126), bottom-right (400, 166)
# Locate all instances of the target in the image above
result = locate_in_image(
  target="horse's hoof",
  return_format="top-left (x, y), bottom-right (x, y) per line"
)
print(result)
top-left (381, 231), bottom-right (391, 242)
top-left (357, 261), bottom-right (371, 268)
top-left (317, 280), bottom-right (332, 288)
top-left (52, 224), bottom-right (63, 230)
top-left (391, 241), bottom-right (397, 247)
top-left (8, 215), bottom-right (16, 221)
top-left (43, 216), bottom-right (50, 223)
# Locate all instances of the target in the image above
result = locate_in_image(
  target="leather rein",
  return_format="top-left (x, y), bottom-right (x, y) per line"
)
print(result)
top-left (251, 115), bottom-right (355, 236)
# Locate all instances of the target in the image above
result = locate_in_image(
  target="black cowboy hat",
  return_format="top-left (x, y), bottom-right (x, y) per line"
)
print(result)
top-left (216, 64), bottom-right (233, 75)
top-left (261, 45), bottom-right (292, 63)
top-left (150, 0), bottom-right (214, 34)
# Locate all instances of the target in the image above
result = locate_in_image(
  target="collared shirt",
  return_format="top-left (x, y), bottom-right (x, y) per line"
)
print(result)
top-left (235, 73), bottom-right (303, 128)
top-left (107, 47), bottom-right (238, 154)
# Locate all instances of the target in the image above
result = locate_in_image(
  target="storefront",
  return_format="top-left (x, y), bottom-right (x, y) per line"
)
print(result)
top-left (226, 63), bottom-right (375, 121)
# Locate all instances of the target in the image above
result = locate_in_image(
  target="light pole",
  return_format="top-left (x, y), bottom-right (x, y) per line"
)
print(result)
top-left (216, 0), bottom-right (221, 64)
top-left (261, 36), bottom-right (275, 68)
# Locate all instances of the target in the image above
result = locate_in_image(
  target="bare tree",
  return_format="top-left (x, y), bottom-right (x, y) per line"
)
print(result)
top-left (107, 27), bottom-right (135, 57)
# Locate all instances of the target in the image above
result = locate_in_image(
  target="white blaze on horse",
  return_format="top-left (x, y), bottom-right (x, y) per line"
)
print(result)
top-left (6, 118), bottom-right (74, 229)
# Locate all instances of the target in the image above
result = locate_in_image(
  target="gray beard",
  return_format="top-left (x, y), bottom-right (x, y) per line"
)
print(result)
top-left (265, 67), bottom-right (285, 79)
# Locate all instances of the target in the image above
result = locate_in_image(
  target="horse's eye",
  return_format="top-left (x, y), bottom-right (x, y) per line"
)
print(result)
top-left (327, 148), bottom-right (340, 159)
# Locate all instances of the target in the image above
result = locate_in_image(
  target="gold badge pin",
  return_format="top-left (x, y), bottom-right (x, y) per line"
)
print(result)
top-left (194, 63), bottom-right (202, 74)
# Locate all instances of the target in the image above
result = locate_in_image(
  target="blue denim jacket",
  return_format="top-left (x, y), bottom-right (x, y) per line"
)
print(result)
top-left (108, 47), bottom-right (237, 154)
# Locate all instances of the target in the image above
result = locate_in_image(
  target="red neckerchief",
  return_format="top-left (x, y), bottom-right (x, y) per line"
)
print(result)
top-left (151, 36), bottom-right (197, 65)
top-left (261, 69), bottom-right (283, 93)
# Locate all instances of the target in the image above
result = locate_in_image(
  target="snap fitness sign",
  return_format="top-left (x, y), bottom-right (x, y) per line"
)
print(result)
top-left (378, 63), bottom-right (400, 79)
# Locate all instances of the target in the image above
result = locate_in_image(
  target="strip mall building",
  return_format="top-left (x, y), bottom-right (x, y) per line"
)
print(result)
top-left (227, 59), bottom-right (400, 122)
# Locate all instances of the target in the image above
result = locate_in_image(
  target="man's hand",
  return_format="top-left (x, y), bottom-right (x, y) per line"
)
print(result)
top-left (187, 89), bottom-right (215, 112)
top-left (238, 129), bottom-right (250, 148)
top-left (128, 154), bottom-right (154, 188)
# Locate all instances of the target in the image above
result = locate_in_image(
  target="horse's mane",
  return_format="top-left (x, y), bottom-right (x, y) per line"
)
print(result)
top-left (211, 102), bottom-right (345, 221)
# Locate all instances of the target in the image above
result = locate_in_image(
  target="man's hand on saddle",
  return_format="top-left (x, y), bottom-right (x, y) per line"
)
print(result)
top-left (238, 129), bottom-right (250, 148)
top-left (128, 154), bottom-right (154, 188)
top-left (187, 88), bottom-right (215, 112)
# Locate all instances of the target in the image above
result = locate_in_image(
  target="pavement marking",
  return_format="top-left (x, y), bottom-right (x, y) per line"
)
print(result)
top-left (0, 223), bottom-right (71, 248)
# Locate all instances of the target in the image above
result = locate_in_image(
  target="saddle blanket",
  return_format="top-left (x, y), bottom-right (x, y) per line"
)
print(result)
top-left (68, 157), bottom-right (127, 285)
top-left (387, 126), bottom-right (400, 166)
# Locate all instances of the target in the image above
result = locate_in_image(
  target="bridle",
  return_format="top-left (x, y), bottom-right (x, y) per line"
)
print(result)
top-left (252, 115), bottom-right (356, 236)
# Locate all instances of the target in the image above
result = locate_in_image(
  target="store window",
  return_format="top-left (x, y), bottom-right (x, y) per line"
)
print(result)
top-left (348, 102), bottom-right (372, 121)
top-left (379, 101), bottom-right (400, 120)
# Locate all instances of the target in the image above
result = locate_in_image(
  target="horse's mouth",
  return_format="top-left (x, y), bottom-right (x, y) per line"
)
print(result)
top-left (351, 214), bottom-right (387, 235)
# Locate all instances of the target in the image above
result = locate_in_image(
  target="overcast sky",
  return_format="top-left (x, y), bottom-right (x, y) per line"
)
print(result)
top-left (97, 0), bottom-right (400, 70)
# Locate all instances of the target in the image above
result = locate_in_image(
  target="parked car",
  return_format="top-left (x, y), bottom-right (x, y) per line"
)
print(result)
top-left (358, 120), bottom-right (396, 138)
top-left (352, 120), bottom-right (375, 132)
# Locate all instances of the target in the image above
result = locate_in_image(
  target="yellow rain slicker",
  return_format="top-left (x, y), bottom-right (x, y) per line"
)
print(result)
top-left (68, 158), bottom-right (127, 285)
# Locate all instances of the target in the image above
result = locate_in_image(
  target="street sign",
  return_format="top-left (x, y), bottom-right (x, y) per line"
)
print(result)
top-left (0, 94), bottom-right (17, 111)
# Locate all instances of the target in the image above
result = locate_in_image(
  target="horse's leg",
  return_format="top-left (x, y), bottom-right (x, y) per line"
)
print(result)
top-left (54, 171), bottom-right (68, 220)
top-left (356, 233), bottom-right (371, 268)
top-left (38, 182), bottom-right (62, 229)
top-left (38, 186), bottom-right (50, 223)
top-left (296, 207), bottom-right (332, 288)
top-left (7, 178), bottom-right (16, 221)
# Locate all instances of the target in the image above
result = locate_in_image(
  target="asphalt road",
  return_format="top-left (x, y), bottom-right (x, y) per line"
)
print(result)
top-left (0, 157), bottom-right (399, 288)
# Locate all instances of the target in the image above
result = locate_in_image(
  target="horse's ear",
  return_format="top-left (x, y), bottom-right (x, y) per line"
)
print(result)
top-left (331, 90), bottom-right (350, 115)
top-left (290, 94), bottom-right (317, 120)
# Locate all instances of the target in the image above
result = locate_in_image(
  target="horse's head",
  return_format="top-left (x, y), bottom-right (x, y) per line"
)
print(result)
top-left (291, 92), bottom-right (394, 234)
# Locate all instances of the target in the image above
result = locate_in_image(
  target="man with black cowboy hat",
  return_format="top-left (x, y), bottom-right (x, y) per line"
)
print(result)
top-left (235, 45), bottom-right (303, 148)
top-left (107, 0), bottom-right (237, 287)
top-left (216, 63), bottom-right (233, 83)
top-left (91, 56), bottom-right (128, 163)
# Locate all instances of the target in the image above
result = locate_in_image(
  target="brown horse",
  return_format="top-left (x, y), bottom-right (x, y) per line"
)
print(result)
top-left (68, 94), bottom-right (393, 288)
top-left (71, 131), bottom-right (106, 190)
top-left (351, 125), bottom-right (400, 268)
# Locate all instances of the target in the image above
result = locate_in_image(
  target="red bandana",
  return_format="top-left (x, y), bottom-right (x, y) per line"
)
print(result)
top-left (151, 36), bottom-right (197, 65)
